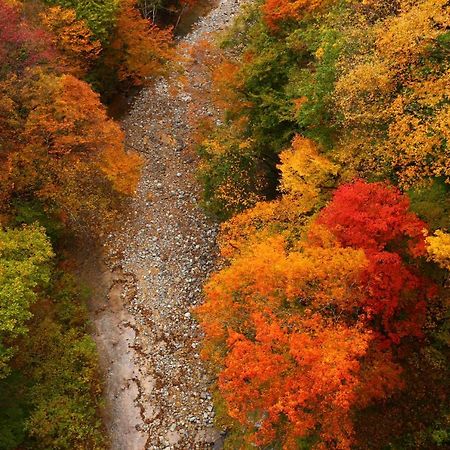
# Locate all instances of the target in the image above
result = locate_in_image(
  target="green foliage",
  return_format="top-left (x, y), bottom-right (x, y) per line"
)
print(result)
top-left (23, 273), bottom-right (106, 449)
top-left (43, 0), bottom-right (119, 42)
top-left (0, 227), bottom-right (105, 448)
top-left (11, 200), bottom-right (65, 244)
top-left (198, 1), bottom-right (346, 216)
top-left (0, 226), bottom-right (53, 378)
top-left (25, 331), bottom-right (104, 449)
top-left (287, 26), bottom-right (342, 147)
top-left (198, 136), bottom-right (269, 220)
top-left (432, 426), bottom-right (450, 446)
top-left (0, 272), bottom-right (106, 450)
top-left (408, 179), bottom-right (450, 231)
top-left (223, 8), bottom-right (301, 152)
top-left (0, 373), bottom-right (28, 450)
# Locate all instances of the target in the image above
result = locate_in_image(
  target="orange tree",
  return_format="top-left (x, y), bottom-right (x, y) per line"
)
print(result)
top-left (103, 0), bottom-right (174, 87)
top-left (39, 5), bottom-right (101, 77)
top-left (197, 180), bottom-right (437, 449)
top-left (1, 69), bottom-right (141, 231)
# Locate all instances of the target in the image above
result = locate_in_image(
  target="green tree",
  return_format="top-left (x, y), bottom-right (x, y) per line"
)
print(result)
top-left (0, 226), bottom-right (53, 378)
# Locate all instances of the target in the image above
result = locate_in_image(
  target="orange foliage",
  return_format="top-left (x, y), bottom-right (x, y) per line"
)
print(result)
top-left (109, 0), bottom-right (174, 85)
top-left (220, 314), bottom-right (378, 449)
top-left (198, 233), bottom-right (368, 365)
top-left (40, 6), bottom-right (101, 76)
top-left (1, 69), bottom-right (141, 226)
top-left (21, 72), bottom-right (120, 155)
top-left (263, 0), bottom-right (331, 29)
top-left (198, 231), bottom-right (403, 448)
top-left (198, 181), bottom-right (435, 448)
top-left (186, 39), bottom-right (249, 134)
top-left (14, 71), bottom-right (141, 195)
top-left (101, 145), bottom-right (142, 196)
top-left (211, 60), bottom-right (244, 112)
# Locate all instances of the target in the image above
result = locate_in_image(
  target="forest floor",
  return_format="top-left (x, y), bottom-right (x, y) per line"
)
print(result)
top-left (84, 1), bottom-right (246, 449)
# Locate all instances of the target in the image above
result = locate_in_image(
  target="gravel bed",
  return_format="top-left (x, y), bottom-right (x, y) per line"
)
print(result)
top-left (99, 1), bottom-right (248, 448)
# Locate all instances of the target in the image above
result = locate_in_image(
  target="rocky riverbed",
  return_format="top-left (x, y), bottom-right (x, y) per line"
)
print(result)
top-left (89, 0), bottom-right (248, 448)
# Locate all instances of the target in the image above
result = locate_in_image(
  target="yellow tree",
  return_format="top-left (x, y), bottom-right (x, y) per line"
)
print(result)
top-left (278, 135), bottom-right (338, 208)
top-left (333, 0), bottom-right (450, 187)
top-left (426, 230), bottom-right (450, 271)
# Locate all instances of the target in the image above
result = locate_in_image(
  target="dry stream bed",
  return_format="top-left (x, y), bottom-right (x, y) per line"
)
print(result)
top-left (81, 1), bottom-right (247, 448)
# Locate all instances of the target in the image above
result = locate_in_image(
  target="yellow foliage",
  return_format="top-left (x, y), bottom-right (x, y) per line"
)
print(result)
top-left (333, 130), bottom-right (390, 182)
top-left (215, 178), bottom-right (264, 213)
top-left (426, 230), bottom-right (450, 271)
top-left (376, 0), bottom-right (449, 69)
top-left (411, 70), bottom-right (450, 108)
top-left (386, 76), bottom-right (450, 188)
top-left (218, 194), bottom-right (311, 259)
top-left (333, 0), bottom-right (450, 189)
top-left (278, 136), bottom-right (338, 209)
top-left (202, 138), bottom-right (226, 156)
top-left (334, 60), bottom-right (395, 125)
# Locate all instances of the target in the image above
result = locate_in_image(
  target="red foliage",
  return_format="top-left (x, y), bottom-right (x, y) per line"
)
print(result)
top-left (362, 250), bottom-right (429, 345)
top-left (318, 180), bottom-right (434, 344)
top-left (0, 0), bottom-right (54, 74)
top-left (317, 179), bottom-right (427, 256)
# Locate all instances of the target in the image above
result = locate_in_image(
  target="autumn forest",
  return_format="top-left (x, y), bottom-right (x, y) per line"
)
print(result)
top-left (0, 0), bottom-right (449, 449)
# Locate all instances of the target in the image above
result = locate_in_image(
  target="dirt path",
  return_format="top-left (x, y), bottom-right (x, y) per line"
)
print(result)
top-left (88, 1), bottom-right (246, 449)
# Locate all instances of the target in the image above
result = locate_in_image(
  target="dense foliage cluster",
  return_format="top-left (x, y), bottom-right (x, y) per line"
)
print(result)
top-left (197, 0), bottom-right (450, 448)
top-left (1, 0), bottom-right (449, 447)
top-left (198, 178), bottom-right (449, 448)
top-left (0, 0), bottom-right (176, 447)
top-left (197, 0), bottom-right (450, 222)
